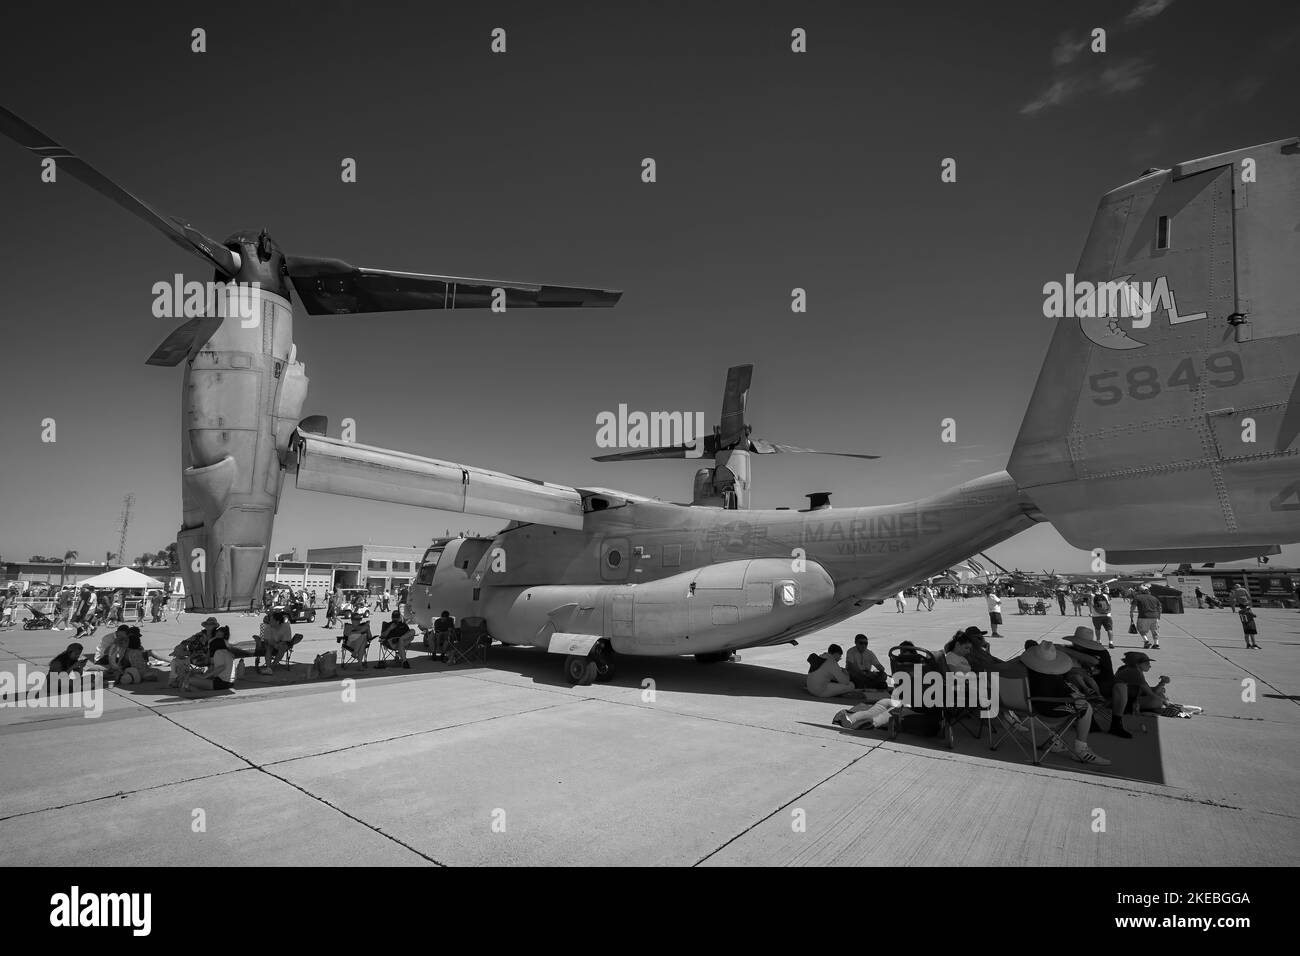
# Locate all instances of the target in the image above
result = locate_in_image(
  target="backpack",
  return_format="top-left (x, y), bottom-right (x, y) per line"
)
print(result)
top-left (312, 651), bottom-right (339, 679)
top-left (1092, 594), bottom-right (1111, 615)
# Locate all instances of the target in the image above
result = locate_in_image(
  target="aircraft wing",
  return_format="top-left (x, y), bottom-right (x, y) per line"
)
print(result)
top-left (285, 257), bottom-right (621, 315)
top-left (292, 432), bottom-right (585, 530)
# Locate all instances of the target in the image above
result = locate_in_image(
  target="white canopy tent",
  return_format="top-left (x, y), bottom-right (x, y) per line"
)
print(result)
top-left (77, 567), bottom-right (167, 590)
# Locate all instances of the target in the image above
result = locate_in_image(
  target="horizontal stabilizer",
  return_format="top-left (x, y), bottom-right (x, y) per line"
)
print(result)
top-left (1106, 545), bottom-right (1280, 565)
top-left (293, 432), bottom-right (585, 530)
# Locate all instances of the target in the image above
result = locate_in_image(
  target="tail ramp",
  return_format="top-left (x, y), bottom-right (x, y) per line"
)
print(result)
top-left (1009, 138), bottom-right (1300, 560)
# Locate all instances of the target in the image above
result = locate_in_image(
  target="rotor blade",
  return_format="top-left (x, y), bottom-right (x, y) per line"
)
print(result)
top-left (0, 106), bottom-right (240, 277)
top-left (717, 364), bottom-right (753, 448)
top-left (285, 256), bottom-right (621, 315)
top-left (748, 438), bottom-right (879, 459)
top-left (144, 316), bottom-right (224, 367)
top-left (592, 446), bottom-right (690, 462)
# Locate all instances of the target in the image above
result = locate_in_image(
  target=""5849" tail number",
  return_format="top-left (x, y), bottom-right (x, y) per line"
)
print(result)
top-left (1089, 352), bottom-right (1244, 405)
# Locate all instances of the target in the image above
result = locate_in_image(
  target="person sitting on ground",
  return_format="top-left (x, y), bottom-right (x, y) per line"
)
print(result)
top-left (806, 644), bottom-right (859, 698)
top-left (432, 610), bottom-right (456, 662)
top-left (379, 610), bottom-right (415, 669)
top-left (256, 610), bottom-right (299, 673)
top-left (85, 628), bottom-right (131, 682)
top-left (1108, 651), bottom-right (1165, 738)
top-left (123, 627), bottom-right (162, 682)
top-left (1019, 641), bottom-right (1111, 765)
top-left (845, 633), bottom-right (888, 690)
top-left (169, 616), bottom-right (219, 687)
top-left (182, 635), bottom-right (239, 692)
top-left (47, 642), bottom-right (86, 684)
top-left (93, 624), bottom-right (130, 665)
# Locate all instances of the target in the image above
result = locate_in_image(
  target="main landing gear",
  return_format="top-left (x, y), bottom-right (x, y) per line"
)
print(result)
top-left (693, 651), bottom-right (740, 664)
top-left (564, 642), bottom-right (616, 686)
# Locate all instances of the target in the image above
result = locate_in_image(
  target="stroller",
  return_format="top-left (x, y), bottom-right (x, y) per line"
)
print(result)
top-left (887, 644), bottom-right (984, 749)
top-left (23, 606), bottom-right (54, 630)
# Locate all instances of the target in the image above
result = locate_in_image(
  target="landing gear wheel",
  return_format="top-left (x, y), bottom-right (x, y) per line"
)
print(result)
top-left (593, 656), bottom-right (616, 682)
top-left (564, 655), bottom-right (597, 686)
top-left (694, 651), bottom-right (735, 664)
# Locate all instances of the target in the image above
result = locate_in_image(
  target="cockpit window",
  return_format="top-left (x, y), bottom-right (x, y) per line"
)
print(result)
top-left (414, 548), bottom-right (443, 585)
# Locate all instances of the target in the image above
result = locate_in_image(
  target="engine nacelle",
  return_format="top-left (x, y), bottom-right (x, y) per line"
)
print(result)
top-left (177, 287), bottom-right (306, 612)
top-left (482, 557), bottom-right (835, 656)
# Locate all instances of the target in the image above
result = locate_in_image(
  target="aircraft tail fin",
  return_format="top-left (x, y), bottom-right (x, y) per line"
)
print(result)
top-left (1008, 138), bottom-right (1300, 556)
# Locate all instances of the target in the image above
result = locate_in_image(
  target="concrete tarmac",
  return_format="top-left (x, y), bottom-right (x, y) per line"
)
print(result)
top-left (1, 599), bottom-right (1296, 866)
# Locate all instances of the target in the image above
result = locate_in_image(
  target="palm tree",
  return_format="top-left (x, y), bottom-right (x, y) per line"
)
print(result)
top-left (60, 550), bottom-right (78, 588)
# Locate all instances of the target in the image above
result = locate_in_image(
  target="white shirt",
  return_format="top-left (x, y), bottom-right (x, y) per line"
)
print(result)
top-left (986, 593), bottom-right (1001, 613)
top-left (211, 648), bottom-right (238, 682)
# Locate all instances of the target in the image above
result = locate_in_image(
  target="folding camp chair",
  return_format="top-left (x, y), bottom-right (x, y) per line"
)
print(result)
top-left (253, 632), bottom-right (302, 670)
top-left (1017, 599), bottom-right (1032, 615)
top-left (337, 622), bottom-right (374, 669)
top-left (989, 674), bottom-right (1084, 765)
top-left (375, 628), bottom-right (399, 668)
top-left (374, 623), bottom-right (415, 669)
top-left (446, 617), bottom-right (490, 666)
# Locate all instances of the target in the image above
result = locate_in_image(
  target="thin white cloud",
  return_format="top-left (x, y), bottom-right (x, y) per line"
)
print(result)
top-left (1021, 78), bottom-right (1080, 116)
top-left (1125, 0), bottom-right (1177, 26)
top-left (1100, 58), bottom-right (1152, 94)
top-left (1051, 32), bottom-right (1087, 67)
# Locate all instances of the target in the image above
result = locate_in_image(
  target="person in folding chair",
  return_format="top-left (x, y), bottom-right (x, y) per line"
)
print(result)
top-left (339, 610), bottom-right (374, 669)
top-left (1018, 641), bottom-right (1111, 766)
top-left (255, 610), bottom-right (301, 674)
top-left (376, 610), bottom-right (414, 670)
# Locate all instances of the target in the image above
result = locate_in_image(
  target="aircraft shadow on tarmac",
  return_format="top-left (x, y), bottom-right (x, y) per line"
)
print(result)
top-left (109, 645), bottom-right (1168, 785)
top-left (795, 717), bottom-right (1168, 785)
top-left (483, 647), bottom-right (1168, 785)
top-left (488, 644), bottom-right (856, 702)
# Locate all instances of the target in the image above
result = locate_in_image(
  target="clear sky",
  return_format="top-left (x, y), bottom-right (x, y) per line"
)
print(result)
top-left (2, 0), bottom-right (1298, 572)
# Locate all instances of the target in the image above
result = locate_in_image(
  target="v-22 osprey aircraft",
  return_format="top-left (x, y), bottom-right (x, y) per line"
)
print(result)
top-left (4, 105), bottom-right (1298, 683)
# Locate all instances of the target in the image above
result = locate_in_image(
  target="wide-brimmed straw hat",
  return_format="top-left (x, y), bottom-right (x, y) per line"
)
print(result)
top-left (1020, 640), bottom-right (1075, 675)
top-left (1067, 626), bottom-right (1105, 652)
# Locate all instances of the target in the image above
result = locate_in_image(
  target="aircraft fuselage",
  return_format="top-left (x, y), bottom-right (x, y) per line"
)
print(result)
top-left (408, 471), bottom-right (1037, 656)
